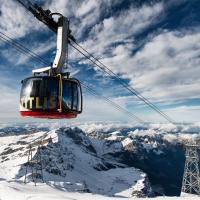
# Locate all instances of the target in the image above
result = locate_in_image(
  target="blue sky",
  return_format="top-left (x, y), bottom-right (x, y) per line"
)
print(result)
top-left (0, 0), bottom-right (200, 123)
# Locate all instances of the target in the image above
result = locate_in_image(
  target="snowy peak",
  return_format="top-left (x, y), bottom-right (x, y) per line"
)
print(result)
top-left (58, 127), bottom-right (97, 154)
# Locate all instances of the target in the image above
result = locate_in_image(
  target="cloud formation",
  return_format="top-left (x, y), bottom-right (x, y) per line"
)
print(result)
top-left (0, 0), bottom-right (42, 38)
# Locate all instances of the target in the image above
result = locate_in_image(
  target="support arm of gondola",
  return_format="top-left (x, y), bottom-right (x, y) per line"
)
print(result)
top-left (32, 13), bottom-right (70, 75)
top-left (52, 16), bottom-right (69, 73)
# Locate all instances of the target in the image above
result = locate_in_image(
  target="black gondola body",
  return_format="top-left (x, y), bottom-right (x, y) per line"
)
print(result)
top-left (20, 76), bottom-right (82, 119)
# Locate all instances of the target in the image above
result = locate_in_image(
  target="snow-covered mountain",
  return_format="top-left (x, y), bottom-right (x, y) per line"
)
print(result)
top-left (80, 123), bottom-right (200, 196)
top-left (0, 122), bottom-right (200, 200)
top-left (0, 125), bottom-right (152, 198)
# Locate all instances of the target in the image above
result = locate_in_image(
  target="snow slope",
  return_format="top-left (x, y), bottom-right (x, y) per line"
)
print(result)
top-left (0, 180), bottom-right (199, 200)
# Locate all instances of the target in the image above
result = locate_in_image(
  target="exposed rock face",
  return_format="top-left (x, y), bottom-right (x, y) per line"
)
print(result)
top-left (132, 175), bottom-right (153, 197)
top-left (59, 127), bottom-right (97, 154)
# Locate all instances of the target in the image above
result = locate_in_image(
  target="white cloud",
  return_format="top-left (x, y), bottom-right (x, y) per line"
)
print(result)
top-left (78, 94), bottom-right (138, 123)
top-left (45, 0), bottom-right (72, 16)
top-left (0, 0), bottom-right (42, 38)
top-left (76, 0), bottom-right (99, 17)
top-left (81, 2), bottom-right (163, 57)
top-left (131, 30), bottom-right (200, 101)
top-left (97, 30), bottom-right (200, 103)
top-left (0, 76), bottom-right (20, 122)
top-left (162, 105), bottom-right (200, 123)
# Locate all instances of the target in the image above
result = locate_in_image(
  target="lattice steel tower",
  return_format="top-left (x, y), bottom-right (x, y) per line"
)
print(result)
top-left (181, 140), bottom-right (200, 196)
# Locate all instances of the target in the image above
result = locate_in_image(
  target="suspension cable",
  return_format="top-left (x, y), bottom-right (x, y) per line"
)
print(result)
top-left (81, 82), bottom-right (144, 123)
top-left (14, 0), bottom-right (35, 11)
top-left (70, 41), bottom-right (175, 124)
top-left (0, 32), bottom-right (49, 66)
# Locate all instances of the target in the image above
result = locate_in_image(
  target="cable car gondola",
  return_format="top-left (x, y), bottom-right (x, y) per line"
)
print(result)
top-left (20, 76), bottom-right (82, 119)
top-left (19, 14), bottom-right (82, 119)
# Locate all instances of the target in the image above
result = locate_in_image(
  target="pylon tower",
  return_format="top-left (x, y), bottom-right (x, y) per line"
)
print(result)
top-left (24, 144), bottom-right (44, 185)
top-left (181, 141), bottom-right (200, 196)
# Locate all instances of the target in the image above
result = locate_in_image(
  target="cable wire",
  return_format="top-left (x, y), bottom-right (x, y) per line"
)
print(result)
top-left (14, 0), bottom-right (35, 10)
top-left (0, 32), bottom-right (49, 66)
top-left (70, 41), bottom-right (175, 124)
top-left (81, 82), bottom-right (144, 123)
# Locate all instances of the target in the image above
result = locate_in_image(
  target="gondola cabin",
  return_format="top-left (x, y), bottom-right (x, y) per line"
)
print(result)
top-left (19, 14), bottom-right (83, 119)
top-left (20, 76), bottom-right (82, 119)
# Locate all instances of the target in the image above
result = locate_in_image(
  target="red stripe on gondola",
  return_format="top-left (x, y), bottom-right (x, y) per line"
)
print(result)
top-left (20, 111), bottom-right (77, 119)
